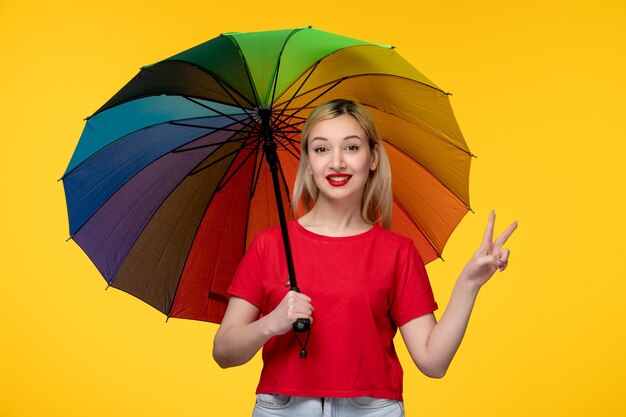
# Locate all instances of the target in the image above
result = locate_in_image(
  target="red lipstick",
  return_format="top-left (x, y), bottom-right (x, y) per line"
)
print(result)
top-left (326, 174), bottom-right (351, 187)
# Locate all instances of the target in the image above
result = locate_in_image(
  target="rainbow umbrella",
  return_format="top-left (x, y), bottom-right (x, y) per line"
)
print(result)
top-left (62, 27), bottom-right (472, 324)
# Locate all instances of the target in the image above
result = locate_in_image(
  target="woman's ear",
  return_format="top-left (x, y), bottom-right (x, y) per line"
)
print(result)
top-left (370, 144), bottom-right (379, 171)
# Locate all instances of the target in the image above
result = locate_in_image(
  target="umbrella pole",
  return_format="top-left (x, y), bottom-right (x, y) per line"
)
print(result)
top-left (259, 109), bottom-right (310, 334)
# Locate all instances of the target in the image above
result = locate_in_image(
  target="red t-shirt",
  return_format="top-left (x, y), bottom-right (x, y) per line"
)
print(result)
top-left (228, 221), bottom-right (438, 400)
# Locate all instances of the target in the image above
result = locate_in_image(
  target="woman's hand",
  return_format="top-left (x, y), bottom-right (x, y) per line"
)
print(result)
top-left (402, 211), bottom-right (518, 377)
top-left (213, 291), bottom-right (314, 368)
top-left (265, 291), bottom-right (314, 336)
top-left (459, 210), bottom-right (518, 290)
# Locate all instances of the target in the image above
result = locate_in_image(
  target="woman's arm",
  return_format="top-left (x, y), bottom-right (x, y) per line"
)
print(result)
top-left (400, 211), bottom-right (518, 378)
top-left (400, 280), bottom-right (479, 378)
top-left (213, 291), bottom-right (314, 368)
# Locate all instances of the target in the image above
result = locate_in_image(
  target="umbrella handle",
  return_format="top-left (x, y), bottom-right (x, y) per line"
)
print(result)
top-left (291, 285), bottom-right (311, 332)
top-left (293, 318), bottom-right (310, 332)
top-left (260, 109), bottom-right (311, 337)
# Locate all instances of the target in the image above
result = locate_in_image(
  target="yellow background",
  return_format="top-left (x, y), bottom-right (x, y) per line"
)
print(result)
top-left (1, 0), bottom-right (624, 415)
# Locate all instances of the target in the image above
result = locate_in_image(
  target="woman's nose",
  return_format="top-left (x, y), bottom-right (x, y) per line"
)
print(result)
top-left (329, 150), bottom-right (346, 170)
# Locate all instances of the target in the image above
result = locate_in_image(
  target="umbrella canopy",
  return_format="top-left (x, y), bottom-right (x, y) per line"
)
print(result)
top-left (62, 27), bottom-right (472, 324)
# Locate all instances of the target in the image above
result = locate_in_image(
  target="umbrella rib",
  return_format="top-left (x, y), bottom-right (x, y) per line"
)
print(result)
top-left (269, 27), bottom-right (306, 107)
top-left (273, 130), bottom-right (301, 136)
top-left (275, 151), bottom-right (295, 214)
top-left (145, 60), bottom-right (258, 109)
top-left (169, 124), bottom-right (255, 150)
top-left (275, 141), bottom-right (300, 161)
top-left (282, 134), bottom-right (302, 155)
top-left (392, 196), bottom-right (443, 261)
top-left (214, 145), bottom-right (257, 193)
top-left (183, 96), bottom-right (253, 127)
top-left (188, 141), bottom-right (254, 176)
top-left (279, 78), bottom-right (345, 129)
top-left (271, 130), bottom-right (300, 144)
top-left (226, 35), bottom-right (261, 107)
top-left (273, 117), bottom-right (305, 132)
top-left (273, 114), bottom-right (305, 130)
top-left (284, 136), bottom-right (302, 155)
top-left (275, 115), bottom-right (306, 124)
top-left (273, 133), bottom-right (301, 160)
top-left (215, 131), bottom-right (260, 192)
top-left (283, 115), bottom-right (307, 121)
top-left (240, 144), bottom-right (262, 255)
top-left (171, 135), bottom-right (250, 153)
top-left (384, 140), bottom-right (471, 209)
top-left (272, 61), bottom-right (320, 127)
top-left (250, 142), bottom-right (266, 198)
top-left (169, 121), bottom-right (254, 134)
top-left (207, 70), bottom-right (257, 118)
top-left (276, 137), bottom-right (300, 147)
top-left (247, 141), bottom-right (261, 195)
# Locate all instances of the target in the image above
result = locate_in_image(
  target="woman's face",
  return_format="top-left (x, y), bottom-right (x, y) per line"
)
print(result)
top-left (306, 114), bottom-right (379, 207)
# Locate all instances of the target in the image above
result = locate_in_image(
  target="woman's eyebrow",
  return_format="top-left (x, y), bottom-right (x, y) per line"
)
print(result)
top-left (310, 135), bottom-right (363, 143)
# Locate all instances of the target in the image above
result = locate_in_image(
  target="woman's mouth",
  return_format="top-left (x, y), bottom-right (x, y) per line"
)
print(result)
top-left (326, 175), bottom-right (352, 187)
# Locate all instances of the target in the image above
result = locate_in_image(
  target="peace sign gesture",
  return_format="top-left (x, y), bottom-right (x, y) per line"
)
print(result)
top-left (460, 210), bottom-right (518, 289)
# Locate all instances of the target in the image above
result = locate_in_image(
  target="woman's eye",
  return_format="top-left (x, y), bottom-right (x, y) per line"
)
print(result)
top-left (345, 145), bottom-right (360, 152)
top-left (313, 147), bottom-right (328, 153)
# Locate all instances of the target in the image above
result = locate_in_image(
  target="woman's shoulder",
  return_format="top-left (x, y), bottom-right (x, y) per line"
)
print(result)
top-left (246, 224), bottom-right (285, 250)
top-left (372, 225), bottom-right (415, 248)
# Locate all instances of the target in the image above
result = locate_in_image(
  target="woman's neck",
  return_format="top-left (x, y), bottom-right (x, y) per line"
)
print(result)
top-left (297, 198), bottom-right (372, 237)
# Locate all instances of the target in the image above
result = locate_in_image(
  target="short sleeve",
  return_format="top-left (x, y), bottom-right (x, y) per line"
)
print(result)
top-left (227, 235), bottom-right (265, 309)
top-left (390, 240), bottom-right (438, 327)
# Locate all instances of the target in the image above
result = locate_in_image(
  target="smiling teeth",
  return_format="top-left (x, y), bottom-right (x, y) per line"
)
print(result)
top-left (329, 176), bottom-right (349, 181)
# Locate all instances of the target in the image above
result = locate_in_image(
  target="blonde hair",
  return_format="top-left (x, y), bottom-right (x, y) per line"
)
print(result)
top-left (292, 99), bottom-right (392, 229)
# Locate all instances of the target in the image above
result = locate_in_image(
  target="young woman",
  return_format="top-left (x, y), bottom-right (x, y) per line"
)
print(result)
top-left (213, 99), bottom-right (518, 416)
